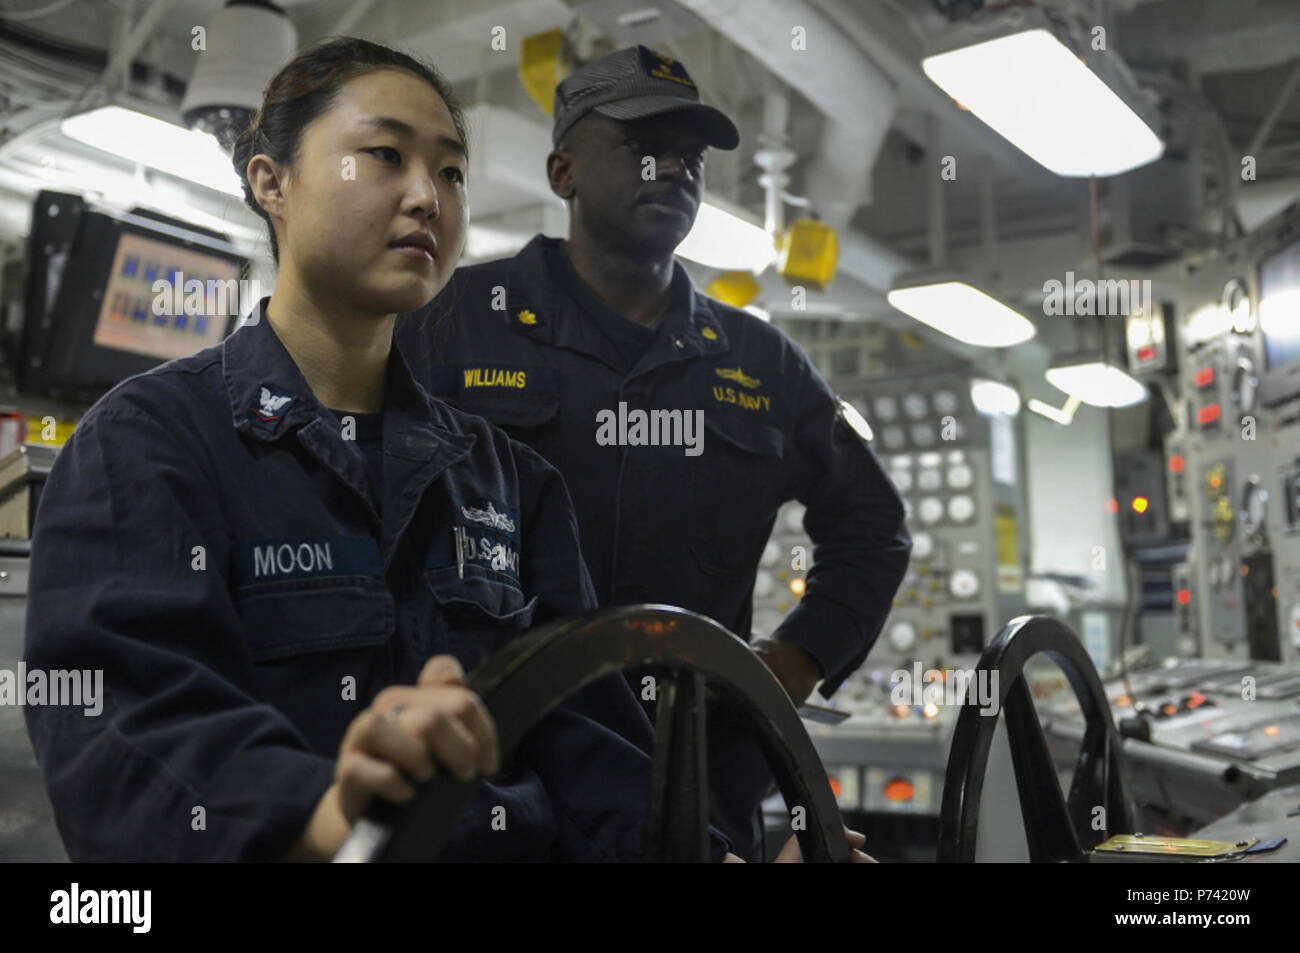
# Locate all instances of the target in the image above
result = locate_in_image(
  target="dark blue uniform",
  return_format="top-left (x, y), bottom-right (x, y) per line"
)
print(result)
top-left (395, 235), bottom-right (912, 858)
top-left (24, 297), bottom-right (716, 862)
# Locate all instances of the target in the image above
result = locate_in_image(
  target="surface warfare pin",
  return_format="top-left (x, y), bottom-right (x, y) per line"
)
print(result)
top-left (252, 385), bottom-right (294, 433)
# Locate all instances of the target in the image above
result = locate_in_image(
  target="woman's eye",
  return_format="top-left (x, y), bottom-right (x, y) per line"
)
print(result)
top-left (366, 146), bottom-right (401, 164)
top-left (441, 166), bottom-right (466, 185)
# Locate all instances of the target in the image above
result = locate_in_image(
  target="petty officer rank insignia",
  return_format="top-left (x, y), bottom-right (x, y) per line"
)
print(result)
top-left (427, 364), bottom-right (559, 399)
top-left (251, 385), bottom-right (294, 434)
top-left (690, 361), bottom-right (782, 417)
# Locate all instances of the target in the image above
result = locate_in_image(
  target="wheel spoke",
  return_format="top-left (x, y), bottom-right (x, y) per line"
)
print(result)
top-left (645, 670), bottom-right (710, 862)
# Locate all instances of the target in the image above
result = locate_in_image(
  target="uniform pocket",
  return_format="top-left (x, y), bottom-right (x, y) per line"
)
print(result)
top-left (689, 413), bottom-right (786, 577)
top-left (234, 576), bottom-right (395, 662)
top-left (425, 566), bottom-right (539, 628)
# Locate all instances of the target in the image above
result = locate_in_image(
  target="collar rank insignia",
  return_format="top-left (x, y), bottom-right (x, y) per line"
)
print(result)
top-left (701, 326), bottom-right (718, 341)
top-left (255, 385), bottom-right (293, 423)
top-left (517, 309), bottom-right (538, 325)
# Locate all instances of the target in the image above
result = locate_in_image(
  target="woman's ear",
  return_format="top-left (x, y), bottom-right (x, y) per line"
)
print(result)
top-left (246, 154), bottom-right (289, 220)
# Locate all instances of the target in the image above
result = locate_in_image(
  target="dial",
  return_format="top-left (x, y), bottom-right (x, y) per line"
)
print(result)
top-left (948, 494), bottom-right (975, 522)
top-left (891, 454), bottom-right (912, 470)
top-left (1223, 278), bottom-right (1255, 334)
top-left (1241, 476), bottom-right (1268, 540)
top-left (903, 394), bottom-right (928, 420)
top-left (947, 450), bottom-right (966, 464)
top-left (874, 396), bottom-right (899, 422)
top-left (947, 463), bottom-right (973, 489)
top-left (910, 423), bottom-right (936, 447)
top-left (917, 468), bottom-right (942, 491)
top-left (949, 569), bottom-right (980, 599)
top-left (1232, 357), bottom-right (1259, 415)
top-left (892, 469), bottom-right (914, 493)
top-left (918, 452), bottom-right (942, 468)
top-left (888, 621), bottom-right (918, 652)
top-left (933, 390), bottom-right (959, 414)
top-left (882, 426), bottom-right (906, 450)
top-left (918, 497), bottom-right (944, 525)
top-left (911, 532), bottom-right (934, 560)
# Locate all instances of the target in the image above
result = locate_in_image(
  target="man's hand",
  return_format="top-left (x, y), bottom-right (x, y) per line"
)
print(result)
top-left (752, 638), bottom-right (822, 707)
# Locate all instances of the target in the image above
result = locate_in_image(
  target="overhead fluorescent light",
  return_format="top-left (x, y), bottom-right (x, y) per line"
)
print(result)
top-left (922, 29), bottom-right (1163, 176)
top-left (676, 200), bottom-right (776, 271)
top-left (61, 105), bottom-right (242, 196)
top-left (886, 280), bottom-right (1036, 347)
top-left (1045, 361), bottom-right (1147, 407)
top-left (970, 378), bottom-right (1021, 416)
top-left (1027, 398), bottom-right (1078, 425)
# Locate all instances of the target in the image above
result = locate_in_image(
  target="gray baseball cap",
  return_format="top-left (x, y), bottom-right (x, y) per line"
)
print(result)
top-left (552, 45), bottom-right (740, 150)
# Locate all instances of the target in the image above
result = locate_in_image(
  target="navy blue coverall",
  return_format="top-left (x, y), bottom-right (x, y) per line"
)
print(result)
top-left (24, 297), bottom-right (722, 862)
top-left (395, 235), bottom-right (912, 859)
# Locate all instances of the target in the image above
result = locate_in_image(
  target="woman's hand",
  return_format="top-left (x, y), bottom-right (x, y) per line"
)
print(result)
top-left (284, 655), bottom-right (499, 861)
top-left (773, 828), bottom-right (876, 863)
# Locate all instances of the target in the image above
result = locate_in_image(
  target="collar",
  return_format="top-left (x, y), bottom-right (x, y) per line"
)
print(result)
top-left (501, 235), bottom-right (733, 368)
top-left (223, 297), bottom-right (475, 459)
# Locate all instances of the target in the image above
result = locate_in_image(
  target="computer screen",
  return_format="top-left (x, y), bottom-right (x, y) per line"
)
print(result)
top-left (92, 230), bottom-right (242, 362)
top-left (1259, 235), bottom-right (1300, 372)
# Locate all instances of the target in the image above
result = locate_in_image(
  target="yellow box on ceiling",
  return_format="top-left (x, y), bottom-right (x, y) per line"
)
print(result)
top-left (519, 29), bottom-right (566, 116)
top-left (705, 270), bottom-right (761, 308)
top-left (777, 218), bottom-right (839, 291)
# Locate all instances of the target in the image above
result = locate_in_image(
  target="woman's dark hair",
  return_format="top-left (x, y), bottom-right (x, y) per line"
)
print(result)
top-left (231, 36), bottom-right (468, 265)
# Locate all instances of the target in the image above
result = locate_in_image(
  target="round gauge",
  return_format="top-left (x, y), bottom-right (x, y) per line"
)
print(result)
top-left (891, 454), bottom-right (912, 470)
top-left (760, 540), bottom-right (780, 568)
top-left (911, 531), bottom-right (934, 560)
top-left (888, 621), bottom-right (918, 652)
top-left (892, 469), bottom-right (914, 493)
top-left (918, 497), bottom-right (944, 525)
top-left (903, 394), bottom-right (928, 420)
top-left (1222, 278), bottom-right (1255, 334)
top-left (917, 468), bottom-right (942, 491)
top-left (754, 572), bottom-right (775, 598)
top-left (947, 449), bottom-right (965, 464)
top-left (933, 390), bottom-right (959, 414)
top-left (910, 424), bottom-right (936, 447)
top-left (948, 494), bottom-right (975, 522)
top-left (874, 396), bottom-right (899, 422)
top-left (1232, 357), bottom-right (1259, 415)
top-left (1241, 477), bottom-right (1268, 540)
top-left (918, 452), bottom-right (942, 468)
top-left (947, 463), bottom-right (974, 489)
top-left (949, 569), bottom-right (980, 599)
top-left (882, 426), bottom-right (906, 450)
top-left (782, 504), bottom-right (806, 533)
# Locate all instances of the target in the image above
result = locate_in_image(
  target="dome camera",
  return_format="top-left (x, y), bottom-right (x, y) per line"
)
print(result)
top-left (180, 0), bottom-right (297, 152)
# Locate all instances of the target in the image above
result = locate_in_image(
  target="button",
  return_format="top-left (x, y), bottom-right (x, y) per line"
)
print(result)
top-left (673, 337), bottom-right (685, 350)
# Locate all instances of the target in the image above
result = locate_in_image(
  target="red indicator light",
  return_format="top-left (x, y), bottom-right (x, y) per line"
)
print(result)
top-left (1195, 367), bottom-right (1215, 387)
top-left (1137, 346), bottom-right (1155, 361)
top-left (883, 778), bottom-right (915, 802)
top-left (1169, 454), bottom-right (1185, 473)
top-left (1198, 404), bottom-right (1221, 425)
top-left (1177, 589), bottom-right (1192, 605)
top-left (1106, 498), bottom-right (1119, 514)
